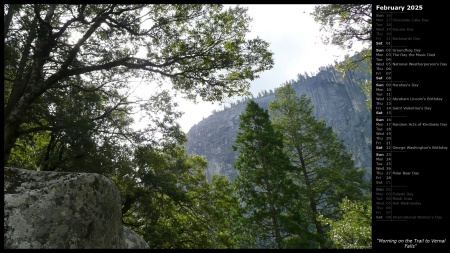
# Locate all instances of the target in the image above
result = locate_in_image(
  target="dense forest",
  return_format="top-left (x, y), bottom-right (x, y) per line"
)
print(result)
top-left (4, 4), bottom-right (372, 249)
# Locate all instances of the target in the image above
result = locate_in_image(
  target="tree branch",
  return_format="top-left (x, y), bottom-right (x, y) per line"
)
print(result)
top-left (17, 125), bottom-right (59, 135)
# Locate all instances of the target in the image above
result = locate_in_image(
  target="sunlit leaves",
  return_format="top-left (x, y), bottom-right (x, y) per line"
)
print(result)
top-left (4, 4), bottom-right (274, 167)
top-left (312, 4), bottom-right (371, 50)
top-left (318, 198), bottom-right (372, 249)
top-left (4, 4), bottom-right (274, 248)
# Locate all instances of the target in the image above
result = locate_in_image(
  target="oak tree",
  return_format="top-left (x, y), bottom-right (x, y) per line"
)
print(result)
top-left (4, 4), bottom-right (274, 166)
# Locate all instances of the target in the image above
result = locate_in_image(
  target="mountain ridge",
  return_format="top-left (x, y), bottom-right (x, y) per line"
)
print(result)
top-left (186, 63), bottom-right (372, 181)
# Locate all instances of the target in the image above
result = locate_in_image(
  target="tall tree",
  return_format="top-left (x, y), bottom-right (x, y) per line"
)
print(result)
top-left (268, 85), bottom-right (369, 248)
top-left (312, 4), bottom-right (372, 108)
top-left (233, 100), bottom-right (308, 249)
top-left (4, 4), bottom-right (274, 166)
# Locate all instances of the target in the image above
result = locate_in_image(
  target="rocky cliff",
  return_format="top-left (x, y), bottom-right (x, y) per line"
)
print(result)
top-left (4, 167), bottom-right (150, 249)
top-left (186, 65), bottom-right (372, 181)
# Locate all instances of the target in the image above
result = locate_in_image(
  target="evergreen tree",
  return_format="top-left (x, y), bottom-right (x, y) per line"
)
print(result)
top-left (269, 85), bottom-right (369, 248)
top-left (232, 100), bottom-right (307, 249)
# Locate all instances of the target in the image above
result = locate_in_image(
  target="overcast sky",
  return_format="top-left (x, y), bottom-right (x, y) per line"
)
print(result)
top-left (133, 4), bottom-right (364, 133)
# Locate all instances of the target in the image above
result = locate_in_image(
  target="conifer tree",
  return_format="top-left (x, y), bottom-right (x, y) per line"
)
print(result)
top-left (269, 85), bottom-right (368, 248)
top-left (233, 100), bottom-right (308, 248)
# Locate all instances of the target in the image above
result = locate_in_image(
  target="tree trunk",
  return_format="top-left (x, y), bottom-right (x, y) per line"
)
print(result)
top-left (269, 203), bottom-right (283, 248)
top-left (297, 145), bottom-right (327, 249)
top-left (4, 6), bottom-right (56, 167)
top-left (4, 120), bottom-right (20, 167)
top-left (4, 90), bottom-right (41, 167)
top-left (41, 132), bottom-right (57, 171)
top-left (265, 182), bottom-right (283, 248)
top-left (4, 4), bottom-right (15, 40)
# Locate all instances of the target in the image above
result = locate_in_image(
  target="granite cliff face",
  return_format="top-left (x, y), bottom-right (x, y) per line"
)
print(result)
top-left (186, 65), bottom-right (372, 181)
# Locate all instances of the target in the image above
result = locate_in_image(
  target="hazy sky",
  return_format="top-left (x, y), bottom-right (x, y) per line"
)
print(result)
top-left (132, 4), bottom-right (364, 133)
top-left (174, 4), bottom-right (365, 133)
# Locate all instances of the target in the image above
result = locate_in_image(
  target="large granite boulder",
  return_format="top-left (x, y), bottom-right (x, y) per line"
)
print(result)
top-left (4, 167), bottom-right (149, 249)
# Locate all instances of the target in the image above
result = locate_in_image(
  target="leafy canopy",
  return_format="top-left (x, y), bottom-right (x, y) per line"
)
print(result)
top-left (4, 4), bottom-right (274, 166)
top-left (4, 4), bottom-right (274, 248)
top-left (318, 197), bottom-right (372, 249)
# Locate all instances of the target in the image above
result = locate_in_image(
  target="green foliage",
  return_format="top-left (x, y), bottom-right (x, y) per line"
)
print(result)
top-left (4, 4), bottom-right (274, 166)
top-left (318, 197), bottom-right (372, 249)
top-left (233, 100), bottom-right (309, 248)
top-left (8, 130), bottom-right (51, 171)
top-left (209, 174), bottom-right (254, 248)
top-left (4, 4), bottom-right (373, 249)
top-left (4, 4), bottom-right (274, 248)
top-left (116, 144), bottom-right (245, 249)
top-left (119, 145), bottom-right (210, 248)
top-left (312, 4), bottom-right (371, 50)
top-left (312, 4), bottom-right (372, 108)
top-left (269, 85), bottom-right (369, 248)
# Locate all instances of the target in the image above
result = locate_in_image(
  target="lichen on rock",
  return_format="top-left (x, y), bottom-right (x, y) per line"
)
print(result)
top-left (4, 167), bottom-right (149, 249)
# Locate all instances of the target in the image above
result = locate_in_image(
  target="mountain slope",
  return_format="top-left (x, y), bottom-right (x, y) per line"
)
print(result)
top-left (186, 64), bottom-right (372, 181)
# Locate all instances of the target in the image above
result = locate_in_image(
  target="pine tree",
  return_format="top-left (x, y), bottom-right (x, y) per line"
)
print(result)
top-left (232, 100), bottom-right (306, 249)
top-left (269, 85), bottom-right (369, 248)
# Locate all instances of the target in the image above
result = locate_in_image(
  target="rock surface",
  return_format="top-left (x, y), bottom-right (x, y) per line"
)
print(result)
top-left (4, 167), bottom-right (149, 249)
top-left (186, 65), bottom-right (372, 181)
top-left (123, 226), bottom-right (150, 249)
